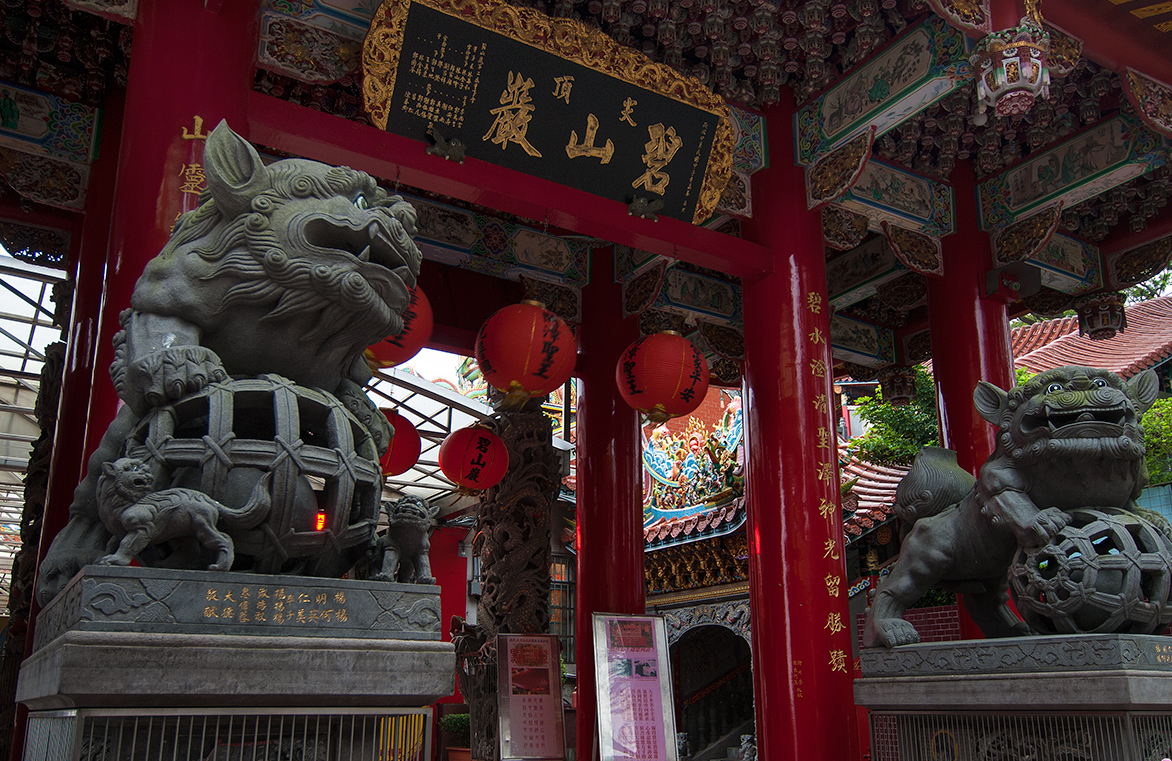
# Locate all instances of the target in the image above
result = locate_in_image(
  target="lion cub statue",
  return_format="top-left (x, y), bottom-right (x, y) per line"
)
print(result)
top-left (96, 457), bottom-right (272, 571)
top-left (372, 495), bottom-right (440, 584)
top-left (864, 365), bottom-right (1164, 648)
top-left (36, 122), bottom-right (422, 605)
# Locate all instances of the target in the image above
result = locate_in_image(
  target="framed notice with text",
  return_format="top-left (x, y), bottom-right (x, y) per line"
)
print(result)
top-left (592, 614), bottom-right (678, 761)
top-left (362, 0), bottom-right (732, 224)
top-left (496, 633), bottom-right (567, 761)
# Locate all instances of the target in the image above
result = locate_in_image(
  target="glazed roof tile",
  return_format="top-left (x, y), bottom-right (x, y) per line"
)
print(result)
top-left (1011, 316), bottom-right (1079, 357)
top-left (643, 499), bottom-right (746, 548)
top-left (1015, 297), bottom-right (1172, 379)
top-left (840, 454), bottom-right (909, 542)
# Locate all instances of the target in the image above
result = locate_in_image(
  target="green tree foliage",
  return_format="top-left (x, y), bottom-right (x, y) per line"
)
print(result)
top-left (1142, 397), bottom-right (1172, 486)
top-left (1124, 267), bottom-right (1171, 304)
top-left (846, 366), bottom-right (939, 466)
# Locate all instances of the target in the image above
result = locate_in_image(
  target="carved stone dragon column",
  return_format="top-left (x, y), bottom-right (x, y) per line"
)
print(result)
top-left (455, 397), bottom-right (563, 761)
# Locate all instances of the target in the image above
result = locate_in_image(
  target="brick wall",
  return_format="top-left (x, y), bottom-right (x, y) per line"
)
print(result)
top-left (855, 605), bottom-right (962, 650)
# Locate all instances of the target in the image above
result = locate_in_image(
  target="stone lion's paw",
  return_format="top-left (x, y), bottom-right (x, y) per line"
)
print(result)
top-left (1021, 507), bottom-right (1070, 548)
top-left (96, 554), bottom-right (129, 566)
top-left (872, 619), bottom-right (921, 648)
top-left (133, 346), bottom-right (227, 409)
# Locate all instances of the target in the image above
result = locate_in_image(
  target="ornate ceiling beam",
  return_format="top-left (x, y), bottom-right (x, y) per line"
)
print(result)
top-left (832, 158), bottom-right (956, 237)
top-left (247, 92), bottom-right (773, 279)
top-left (830, 311), bottom-right (897, 369)
top-left (977, 113), bottom-right (1168, 230)
top-left (796, 17), bottom-right (972, 167)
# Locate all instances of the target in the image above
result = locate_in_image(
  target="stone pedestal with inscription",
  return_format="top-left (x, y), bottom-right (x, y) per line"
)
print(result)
top-left (855, 634), bottom-right (1172, 760)
top-left (17, 566), bottom-right (455, 709)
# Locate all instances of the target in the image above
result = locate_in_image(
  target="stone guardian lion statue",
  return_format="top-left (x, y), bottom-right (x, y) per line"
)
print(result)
top-left (863, 365), bottom-right (1164, 648)
top-left (36, 122), bottom-right (423, 605)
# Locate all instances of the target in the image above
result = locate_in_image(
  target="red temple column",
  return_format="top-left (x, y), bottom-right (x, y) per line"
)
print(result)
top-left (37, 93), bottom-right (125, 568)
top-left (740, 92), bottom-right (859, 761)
top-left (575, 246), bottom-right (644, 759)
top-left (926, 161), bottom-right (1013, 641)
top-left (927, 161), bottom-right (1013, 474)
top-left (82, 0), bottom-right (260, 462)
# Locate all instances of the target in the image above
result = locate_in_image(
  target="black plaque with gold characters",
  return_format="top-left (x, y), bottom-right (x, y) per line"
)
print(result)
top-left (363, 0), bottom-right (733, 225)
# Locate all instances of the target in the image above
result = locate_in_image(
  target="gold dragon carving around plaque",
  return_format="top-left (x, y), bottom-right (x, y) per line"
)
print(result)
top-left (362, 0), bottom-right (734, 224)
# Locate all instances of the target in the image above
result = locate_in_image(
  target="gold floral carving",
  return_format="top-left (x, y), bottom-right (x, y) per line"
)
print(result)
top-left (644, 536), bottom-right (748, 595)
top-left (807, 127), bottom-right (875, 209)
top-left (1044, 25), bottom-right (1082, 77)
top-left (875, 273), bottom-right (928, 311)
top-left (1023, 287), bottom-right (1075, 318)
top-left (822, 206), bottom-right (870, 251)
top-left (881, 221), bottom-right (943, 276)
top-left (927, 0), bottom-right (989, 33)
top-left (1112, 234), bottom-right (1172, 288)
top-left (363, 0), bottom-right (734, 224)
top-left (992, 204), bottom-right (1062, 266)
top-left (1124, 69), bottom-right (1172, 138)
top-left (622, 261), bottom-right (667, 318)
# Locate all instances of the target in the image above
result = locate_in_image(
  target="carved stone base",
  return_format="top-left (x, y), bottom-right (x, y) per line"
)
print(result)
top-left (856, 635), bottom-right (1172, 760)
top-left (19, 566), bottom-right (454, 710)
top-left (34, 565), bottom-right (442, 649)
top-left (17, 630), bottom-right (455, 710)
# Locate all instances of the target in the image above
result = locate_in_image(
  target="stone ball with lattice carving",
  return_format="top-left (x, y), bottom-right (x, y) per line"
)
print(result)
top-left (1008, 507), bottom-right (1172, 635)
top-left (123, 375), bottom-right (382, 575)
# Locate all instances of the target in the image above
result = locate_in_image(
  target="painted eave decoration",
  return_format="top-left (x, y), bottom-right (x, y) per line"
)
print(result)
top-left (362, 0), bottom-right (734, 225)
top-left (0, 82), bottom-right (101, 211)
top-left (977, 114), bottom-right (1170, 230)
top-left (796, 16), bottom-right (971, 166)
top-left (832, 158), bottom-right (955, 237)
top-left (881, 221), bottom-right (944, 277)
top-left (926, 0), bottom-right (991, 35)
top-left (826, 234), bottom-right (906, 310)
top-left (1023, 232), bottom-right (1103, 296)
top-left (830, 312), bottom-right (897, 368)
top-left (405, 191), bottom-right (592, 289)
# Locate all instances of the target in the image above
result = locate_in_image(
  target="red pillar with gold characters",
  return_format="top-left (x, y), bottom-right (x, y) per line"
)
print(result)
top-left (81, 0), bottom-right (261, 464)
top-left (575, 246), bottom-right (644, 759)
top-left (927, 162), bottom-right (1014, 474)
top-left (740, 91), bottom-right (859, 761)
top-left (926, 161), bottom-right (1014, 641)
top-left (38, 94), bottom-right (124, 568)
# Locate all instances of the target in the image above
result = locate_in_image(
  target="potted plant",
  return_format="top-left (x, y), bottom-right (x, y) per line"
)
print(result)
top-left (438, 713), bottom-right (471, 761)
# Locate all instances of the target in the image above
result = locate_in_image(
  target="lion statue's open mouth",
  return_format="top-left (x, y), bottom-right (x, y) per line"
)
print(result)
top-left (1021, 403), bottom-right (1131, 438)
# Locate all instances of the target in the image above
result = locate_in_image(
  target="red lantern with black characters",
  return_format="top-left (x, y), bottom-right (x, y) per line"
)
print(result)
top-left (616, 331), bottom-right (709, 423)
top-left (379, 409), bottom-right (421, 476)
top-left (439, 424), bottom-right (509, 490)
top-left (475, 300), bottom-right (576, 409)
top-left (365, 286), bottom-right (434, 369)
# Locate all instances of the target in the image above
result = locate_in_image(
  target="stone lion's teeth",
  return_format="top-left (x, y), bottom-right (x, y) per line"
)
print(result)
top-left (358, 245), bottom-right (371, 262)
top-left (1076, 412), bottom-right (1095, 422)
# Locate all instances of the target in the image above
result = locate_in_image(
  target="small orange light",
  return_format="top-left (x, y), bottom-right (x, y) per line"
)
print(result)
top-left (315, 512), bottom-right (327, 531)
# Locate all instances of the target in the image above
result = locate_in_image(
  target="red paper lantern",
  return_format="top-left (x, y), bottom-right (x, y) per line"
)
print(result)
top-left (379, 409), bottom-right (421, 476)
top-left (439, 425), bottom-right (509, 490)
top-left (475, 300), bottom-right (576, 408)
top-left (615, 331), bottom-right (710, 423)
top-left (365, 286), bottom-right (434, 369)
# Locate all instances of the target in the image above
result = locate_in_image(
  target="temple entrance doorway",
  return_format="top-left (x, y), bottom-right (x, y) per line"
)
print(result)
top-left (671, 623), bottom-right (754, 760)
